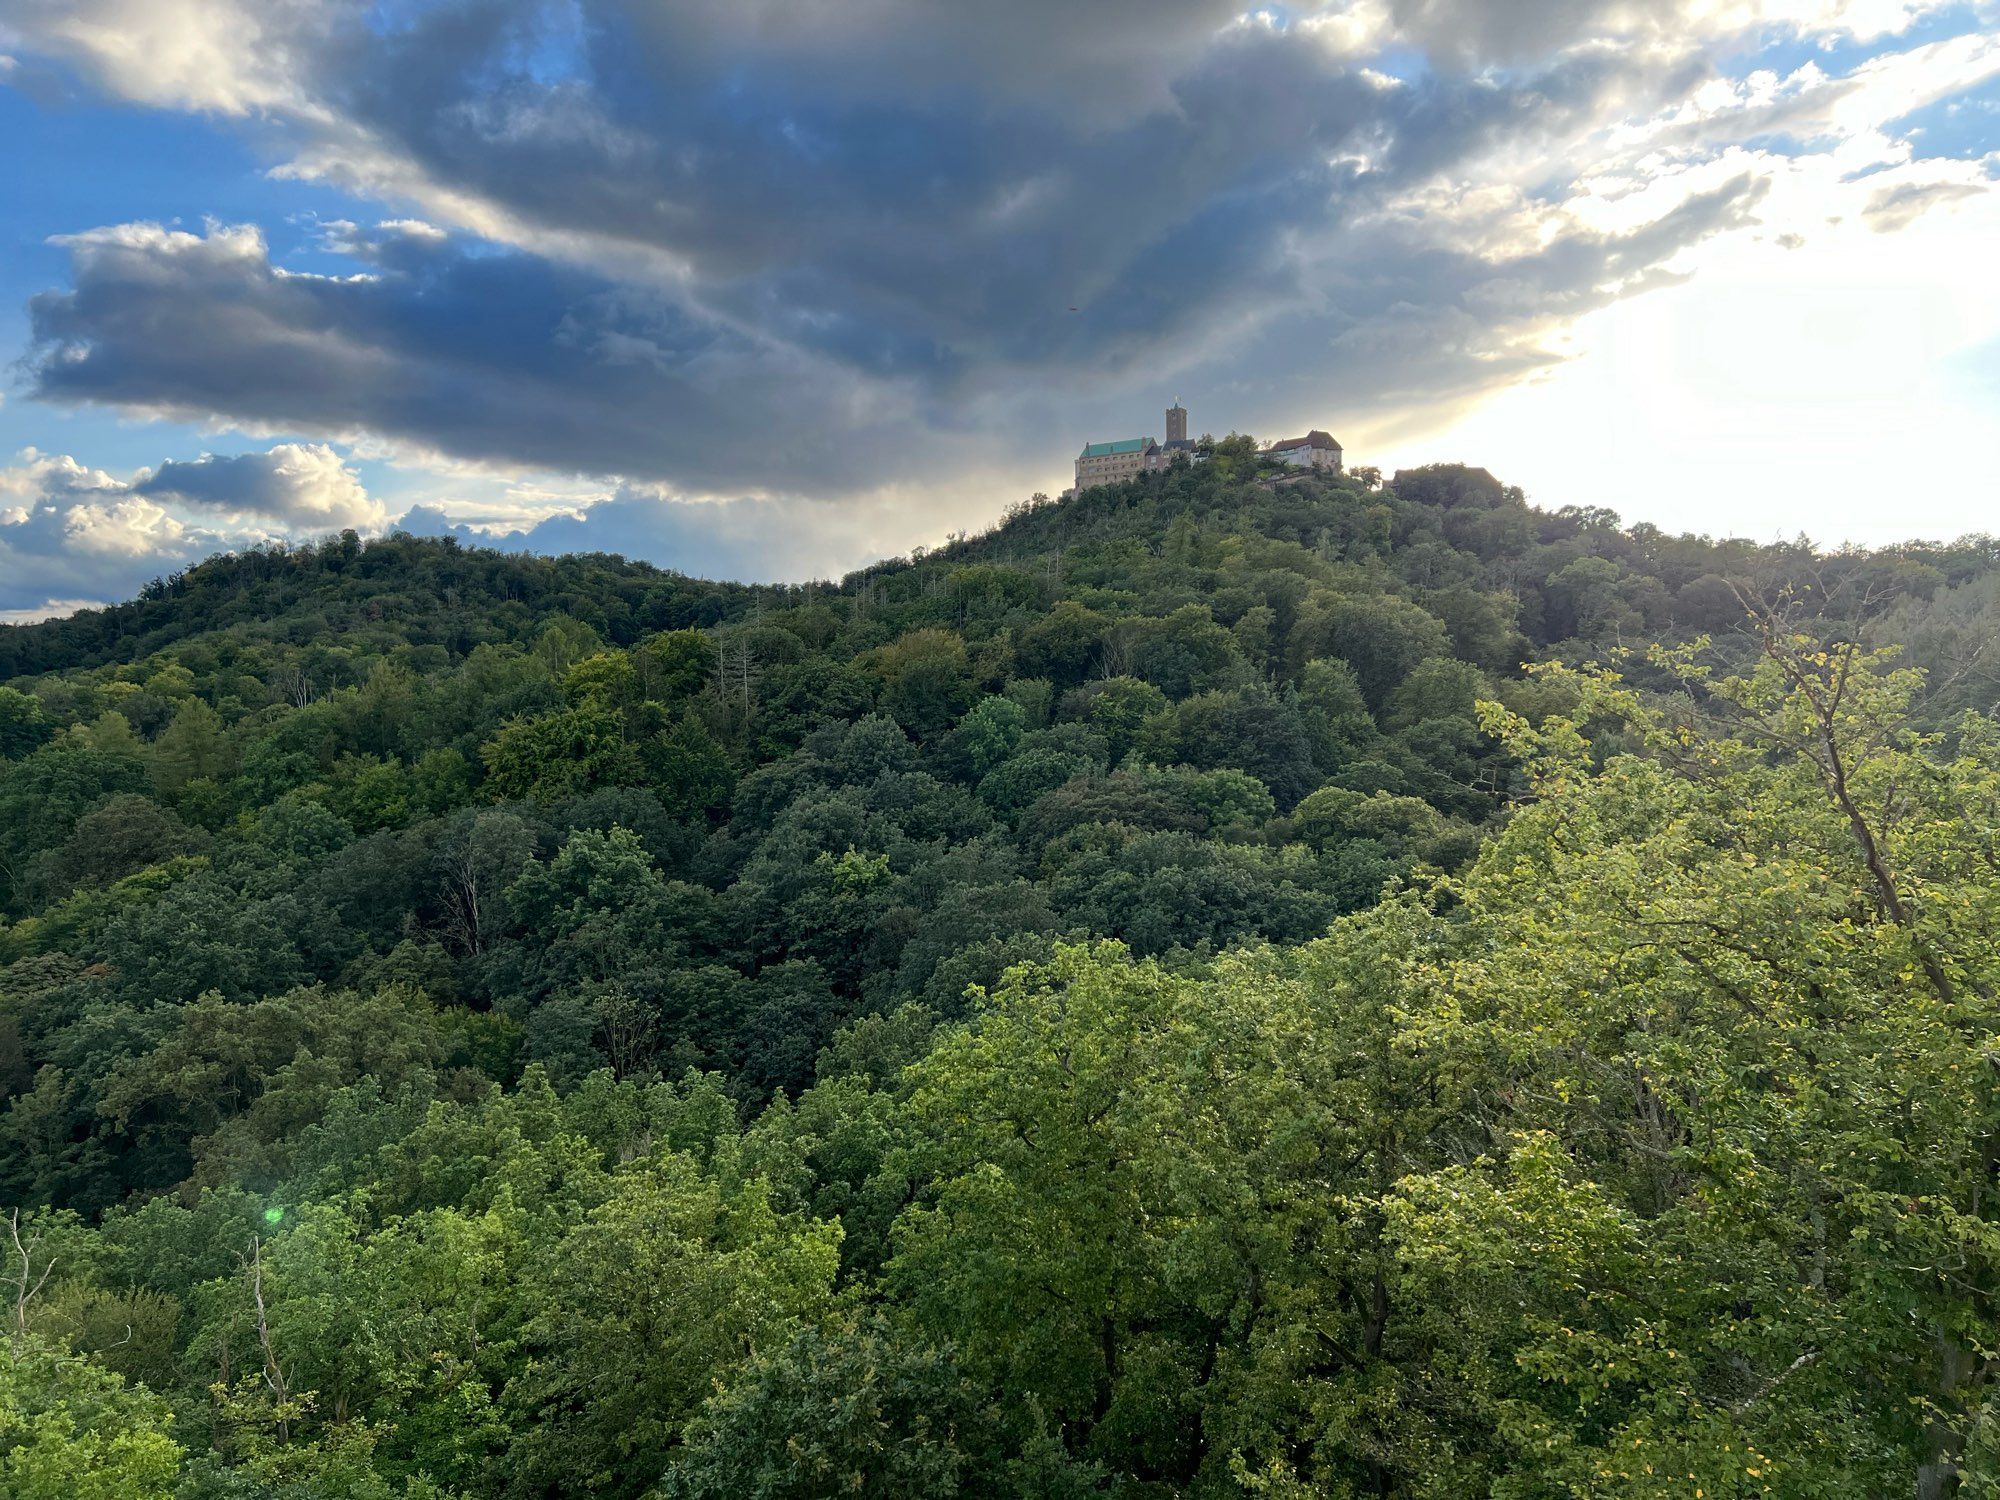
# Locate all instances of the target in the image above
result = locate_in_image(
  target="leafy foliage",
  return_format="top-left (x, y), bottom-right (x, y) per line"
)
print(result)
top-left (4, 457), bottom-right (1999, 1493)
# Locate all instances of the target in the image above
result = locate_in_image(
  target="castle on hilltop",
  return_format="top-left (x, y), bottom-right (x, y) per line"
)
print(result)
top-left (1263, 429), bottom-right (1343, 472)
top-left (1074, 402), bottom-right (1201, 493)
top-left (1075, 402), bottom-right (1344, 493)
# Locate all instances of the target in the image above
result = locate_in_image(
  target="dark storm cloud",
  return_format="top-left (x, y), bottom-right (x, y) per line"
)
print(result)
top-left (299, 8), bottom-right (1697, 371)
top-left (15, 3), bottom-right (1768, 494)
top-left (312, 15), bottom-right (1375, 360)
top-left (24, 165), bottom-right (1764, 495)
top-left (26, 221), bottom-right (962, 495)
top-left (585, 0), bottom-right (1252, 115)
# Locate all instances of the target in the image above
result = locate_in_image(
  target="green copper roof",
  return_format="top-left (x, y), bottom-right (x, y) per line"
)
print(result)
top-left (1082, 437), bottom-right (1149, 457)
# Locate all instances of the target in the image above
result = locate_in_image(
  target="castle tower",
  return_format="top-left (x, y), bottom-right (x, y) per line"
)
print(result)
top-left (1165, 402), bottom-right (1188, 444)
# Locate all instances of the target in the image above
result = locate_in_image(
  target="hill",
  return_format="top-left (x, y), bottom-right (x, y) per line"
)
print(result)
top-left (5, 454), bottom-right (2000, 1494)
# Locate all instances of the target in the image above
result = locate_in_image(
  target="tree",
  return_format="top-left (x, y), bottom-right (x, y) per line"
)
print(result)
top-left (481, 705), bottom-right (634, 803)
top-left (1384, 656), bottom-right (1483, 731)
top-left (1068, 676), bottom-right (1168, 763)
top-left (28, 794), bottom-right (199, 901)
top-left (92, 984), bottom-right (449, 1188)
top-left (532, 616), bottom-right (605, 679)
top-left (0, 1336), bottom-right (183, 1497)
top-left (666, 1313), bottom-right (1007, 1499)
top-left (1295, 594), bottom-right (1450, 712)
top-left (501, 1156), bottom-right (841, 1494)
top-left (434, 808), bottom-right (537, 957)
top-left (869, 629), bottom-right (975, 735)
top-left (0, 687), bottom-right (52, 761)
top-left (1137, 687), bottom-right (1318, 808)
top-left (648, 715), bottom-right (735, 820)
top-left (752, 659), bottom-right (873, 756)
top-left (0, 744), bottom-right (147, 912)
top-left (1375, 642), bottom-right (2000, 1491)
top-left (5, 424), bottom-right (2000, 1498)
top-left (152, 697), bottom-right (234, 795)
top-left (96, 874), bottom-right (306, 1006)
top-left (1293, 658), bottom-right (1376, 773)
top-left (890, 930), bottom-right (1462, 1488)
top-left (977, 747), bottom-right (1093, 816)
top-left (1015, 602), bottom-right (1109, 688)
top-left (1538, 554), bottom-right (1631, 642)
top-left (1389, 463), bottom-right (1506, 511)
top-left (1125, 605), bottom-right (1249, 700)
top-left (1426, 587), bottom-right (1527, 675)
top-left (636, 630), bottom-right (714, 702)
top-left (954, 697), bottom-right (1027, 781)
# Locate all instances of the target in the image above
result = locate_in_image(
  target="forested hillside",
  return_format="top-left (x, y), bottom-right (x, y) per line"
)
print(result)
top-left (4, 453), bottom-right (2000, 1496)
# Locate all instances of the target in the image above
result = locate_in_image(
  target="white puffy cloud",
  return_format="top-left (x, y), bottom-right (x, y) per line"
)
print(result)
top-left (0, 443), bottom-right (384, 616)
top-left (136, 443), bottom-right (386, 530)
top-left (0, 450), bottom-right (207, 612)
top-left (0, 0), bottom-right (330, 114)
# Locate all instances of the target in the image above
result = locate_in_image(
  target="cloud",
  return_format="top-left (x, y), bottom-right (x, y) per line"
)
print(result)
top-left (395, 479), bottom-right (985, 585)
top-left (24, 219), bottom-right (960, 497)
top-left (10, 2), bottom-right (1807, 487)
top-left (3, 0), bottom-right (1997, 569)
top-left (0, 451), bottom-right (210, 610)
top-left (7, 0), bottom-right (1961, 132)
top-left (1388, 122), bottom-right (2000, 548)
top-left (0, 443), bottom-right (385, 614)
top-left (23, 164), bottom-right (1767, 502)
top-left (135, 443), bottom-right (386, 529)
top-left (0, 0), bottom-right (331, 114)
top-left (1862, 177), bottom-right (1987, 230)
top-left (1341, 0), bottom-right (1962, 71)
top-left (0, 598), bottom-right (110, 625)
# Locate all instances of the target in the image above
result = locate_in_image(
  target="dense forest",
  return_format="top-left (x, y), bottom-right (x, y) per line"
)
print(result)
top-left (4, 448), bottom-right (2000, 1496)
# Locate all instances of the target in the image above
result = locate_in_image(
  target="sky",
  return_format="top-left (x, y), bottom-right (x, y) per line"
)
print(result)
top-left (0, 0), bottom-right (1996, 619)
